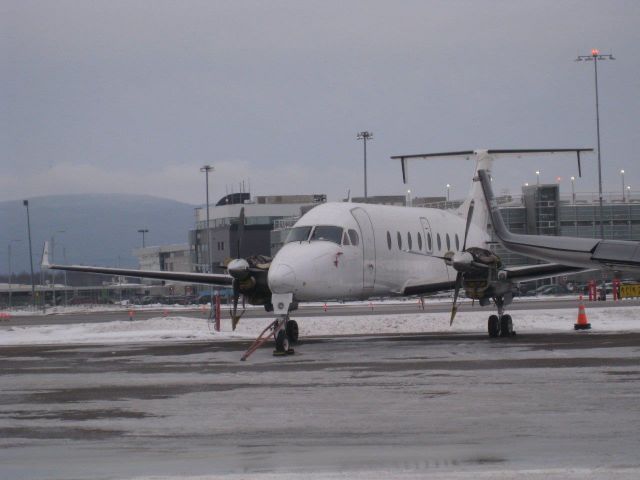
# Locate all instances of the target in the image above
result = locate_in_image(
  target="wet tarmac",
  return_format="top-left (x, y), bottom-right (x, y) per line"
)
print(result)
top-left (1, 331), bottom-right (640, 479)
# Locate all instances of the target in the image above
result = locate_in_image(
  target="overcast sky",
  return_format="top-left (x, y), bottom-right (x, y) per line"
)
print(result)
top-left (3, 0), bottom-right (639, 205)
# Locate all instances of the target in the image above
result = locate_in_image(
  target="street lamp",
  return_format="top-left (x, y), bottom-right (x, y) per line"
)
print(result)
top-left (570, 176), bottom-right (576, 204)
top-left (536, 170), bottom-right (540, 186)
top-left (620, 169), bottom-right (625, 202)
top-left (446, 184), bottom-right (451, 204)
top-left (406, 189), bottom-right (411, 208)
top-left (357, 131), bottom-right (373, 200)
top-left (22, 200), bottom-right (36, 310)
top-left (576, 48), bottom-right (615, 238)
top-left (137, 229), bottom-right (149, 248)
top-left (200, 165), bottom-right (214, 272)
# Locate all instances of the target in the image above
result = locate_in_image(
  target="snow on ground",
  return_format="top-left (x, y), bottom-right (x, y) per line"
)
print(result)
top-left (1, 305), bottom-right (639, 346)
top-left (0, 294), bottom-right (590, 317)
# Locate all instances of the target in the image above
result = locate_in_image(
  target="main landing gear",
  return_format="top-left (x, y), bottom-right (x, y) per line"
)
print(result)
top-left (487, 296), bottom-right (515, 338)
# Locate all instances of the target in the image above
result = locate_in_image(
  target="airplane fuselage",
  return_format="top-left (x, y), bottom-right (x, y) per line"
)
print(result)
top-left (268, 202), bottom-right (489, 301)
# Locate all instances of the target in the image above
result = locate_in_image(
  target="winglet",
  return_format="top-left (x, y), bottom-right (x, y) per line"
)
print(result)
top-left (41, 241), bottom-right (51, 269)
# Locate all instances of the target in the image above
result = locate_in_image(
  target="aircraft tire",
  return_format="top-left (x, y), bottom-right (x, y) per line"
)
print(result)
top-left (275, 329), bottom-right (289, 353)
top-left (488, 315), bottom-right (500, 338)
top-left (285, 320), bottom-right (299, 344)
top-left (500, 314), bottom-right (513, 337)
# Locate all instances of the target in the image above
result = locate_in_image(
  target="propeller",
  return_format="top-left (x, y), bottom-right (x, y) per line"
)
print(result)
top-left (224, 207), bottom-right (272, 330)
top-left (450, 200), bottom-right (474, 325)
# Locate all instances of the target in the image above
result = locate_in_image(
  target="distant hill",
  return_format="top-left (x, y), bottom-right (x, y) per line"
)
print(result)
top-left (0, 194), bottom-right (197, 275)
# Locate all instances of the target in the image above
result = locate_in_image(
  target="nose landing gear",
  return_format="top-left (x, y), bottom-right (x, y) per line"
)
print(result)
top-left (241, 293), bottom-right (298, 361)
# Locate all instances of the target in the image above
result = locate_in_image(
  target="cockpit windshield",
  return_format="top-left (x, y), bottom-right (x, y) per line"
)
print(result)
top-left (285, 226), bottom-right (313, 243)
top-left (310, 225), bottom-right (343, 245)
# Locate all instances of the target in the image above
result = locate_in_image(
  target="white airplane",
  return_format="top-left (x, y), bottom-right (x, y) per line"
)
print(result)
top-left (41, 148), bottom-right (590, 359)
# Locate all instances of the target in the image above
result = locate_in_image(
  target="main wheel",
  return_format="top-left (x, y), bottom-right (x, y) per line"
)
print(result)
top-left (285, 319), bottom-right (299, 344)
top-left (488, 315), bottom-right (500, 338)
top-left (275, 329), bottom-right (289, 353)
top-left (499, 314), bottom-right (513, 337)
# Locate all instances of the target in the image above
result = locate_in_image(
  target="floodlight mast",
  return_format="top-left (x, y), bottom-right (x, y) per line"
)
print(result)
top-left (576, 48), bottom-right (615, 238)
top-left (357, 131), bottom-right (373, 199)
top-left (200, 165), bottom-right (214, 273)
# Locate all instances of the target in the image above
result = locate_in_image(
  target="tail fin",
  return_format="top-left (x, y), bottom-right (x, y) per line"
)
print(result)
top-left (41, 241), bottom-right (51, 269)
top-left (456, 150), bottom-right (493, 238)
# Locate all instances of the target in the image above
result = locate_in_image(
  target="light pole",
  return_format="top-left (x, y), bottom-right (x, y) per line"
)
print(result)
top-left (357, 131), bottom-right (373, 200)
top-left (446, 184), bottom-right (451, 206)
top-left (570, 176), bottom-right (576, 204)
top-left (576, 48), bottom-right (615, 238)
top-left (22, 200), bottom-right (36, 310)
top-left (137, 229), bottom-right (149, 248)
top-left (406, 189), bottom-right (411, 208)
top-left (620, 169), bottom-right (625, 202)
top-left (7, 239), bottom-right (21, 309)
top-left (536, 170), bottom-right (540, 186)
top-left (200, 165), bottom-right (214, 272)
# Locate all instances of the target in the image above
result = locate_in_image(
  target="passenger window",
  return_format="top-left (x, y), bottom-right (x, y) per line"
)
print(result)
top-left (437, 233), bottom-right (441, 251)
top-left (446, 233), bottom-right (451, 251)
top-left (427, 233), bottom-right (432, 251)
top-left (407, 232), bottom-right (413, 250)
top-left (417, 232), bottom-right (423, 251)
top-left (348, 229), bottom-right (359, 246)
top-left (342, 231), bottom-right (351, 246)
top-left (397, 232), bottom-right (402, 250)
top-left (387, 231), bottom-right (392, 250)
top-left (455, 234), bottom-right (460, 250)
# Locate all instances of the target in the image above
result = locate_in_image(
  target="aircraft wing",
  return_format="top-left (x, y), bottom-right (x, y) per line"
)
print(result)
top-left (401, 263), bottom-right (588, 297)
top-left (402, 280), bottom-right (456, 296)
top-left (501, 263), bottom-right (590, 284)
top-left (477, 169), bottom-right (640, 272)
top-left (41, 243), bottom-right (233, 286)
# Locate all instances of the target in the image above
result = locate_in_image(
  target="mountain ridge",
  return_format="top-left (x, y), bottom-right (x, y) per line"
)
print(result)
top-left (1, 193), bottom-right (198, 275)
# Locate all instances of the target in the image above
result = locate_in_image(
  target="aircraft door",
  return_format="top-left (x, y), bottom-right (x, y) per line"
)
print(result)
top-left (420, 217), bottom-right (433, 255)
top-left (351, 207), bottom-right (376, 291)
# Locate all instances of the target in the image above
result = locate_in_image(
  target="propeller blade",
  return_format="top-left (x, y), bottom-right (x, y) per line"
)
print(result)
top-left (462, 199), bottom-right (475, 251)
top-left (450, 272), bottom-right (462, 326)
top-left (231, 279), bottom-right (240, 330)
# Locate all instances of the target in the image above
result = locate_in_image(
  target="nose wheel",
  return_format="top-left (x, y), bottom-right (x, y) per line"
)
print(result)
top-left (273, 319), bottom-right (296, 356)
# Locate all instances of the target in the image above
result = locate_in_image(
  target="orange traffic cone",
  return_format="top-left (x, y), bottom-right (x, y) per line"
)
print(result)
top-left (574, 298), bottom-right (591, 330)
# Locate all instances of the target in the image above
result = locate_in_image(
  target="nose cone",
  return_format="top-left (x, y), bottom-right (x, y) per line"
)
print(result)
top-left (268, 263), bottom-right (297, 294)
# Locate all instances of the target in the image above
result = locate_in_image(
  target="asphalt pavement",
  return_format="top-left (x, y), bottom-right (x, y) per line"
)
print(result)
top-left (1, 329), bottom-right (639, 479)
